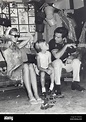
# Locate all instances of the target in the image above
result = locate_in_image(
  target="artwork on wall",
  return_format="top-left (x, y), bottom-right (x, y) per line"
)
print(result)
top-left (29, 25), bottom-right (35, 33)
top-left (10, 8), bottom-right (17, 17)
top-left (18, 9), bottom-right (28, 24)
top-left (19, 25), bottom-right (28, 32)
top-left (11, 18), bottom-right (18, 24)
top-left (0, 2), bottom-right (35, 36)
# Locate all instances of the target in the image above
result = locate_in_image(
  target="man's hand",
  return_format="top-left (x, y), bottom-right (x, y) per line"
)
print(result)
top-left (65, 43), bottom-right (76, 49)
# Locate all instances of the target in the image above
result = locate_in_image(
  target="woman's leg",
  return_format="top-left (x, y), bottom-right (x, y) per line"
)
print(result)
top-left (29, 64), bottom-right (40, 99)
top-left (23, 63), bottom-right (35, 100)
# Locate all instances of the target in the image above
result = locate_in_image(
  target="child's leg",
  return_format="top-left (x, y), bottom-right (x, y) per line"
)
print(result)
top-left (40, 72), bottom-right (46, 93)
top-left (23, 63), bottom-right (35, 100)
top-left (49, 67), bottom-right (54, 91)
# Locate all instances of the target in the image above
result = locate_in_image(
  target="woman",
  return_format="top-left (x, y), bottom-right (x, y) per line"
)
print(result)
top-left (1, 27), bottom-right (43, 104)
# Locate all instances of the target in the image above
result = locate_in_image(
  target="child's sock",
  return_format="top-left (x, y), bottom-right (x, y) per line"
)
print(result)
top-left (42, 87), bottom-right (46, 93)
top-left (49, 83), bottom-right (54, 91)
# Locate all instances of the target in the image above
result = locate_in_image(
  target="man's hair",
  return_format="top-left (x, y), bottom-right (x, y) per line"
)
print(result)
top-left (54, 27), bottom-right (68, 38)
top-left (34, 39), bottom-right (46, 53)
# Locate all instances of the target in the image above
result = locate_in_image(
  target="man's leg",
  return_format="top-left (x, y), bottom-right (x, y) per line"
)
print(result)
top-left (52, 59), bottom-right (64, 97)
top-left (71, 59), bottom-right (85, 91)
top-left (65, 59), bottom-right (85, 91)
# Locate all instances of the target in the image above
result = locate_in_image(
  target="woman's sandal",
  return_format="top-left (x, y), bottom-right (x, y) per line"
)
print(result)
top-left (29, 98), bottom-right (38, 105)
top-left (36, 98), bottom-right (44, 104)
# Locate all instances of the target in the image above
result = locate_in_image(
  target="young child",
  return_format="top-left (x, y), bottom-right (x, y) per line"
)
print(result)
top-left (35, 39), bottom-right (55, 99)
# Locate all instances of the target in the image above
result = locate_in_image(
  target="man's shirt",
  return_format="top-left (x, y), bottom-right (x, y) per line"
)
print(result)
top-left (49, 38), bottom-right (76, 63)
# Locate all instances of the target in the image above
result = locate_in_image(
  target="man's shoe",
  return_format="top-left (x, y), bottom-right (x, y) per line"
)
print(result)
top-left (55, 91), bottom-right (64, 98)
top-left (75, 84), bottom-right (85, 91)
top-left (56, 93), bottom-right (64, 98)
top-left (71, 82), bottom-right (85, 91)
top-left (47, 89), bottom-right (52, 95)
top-left (41, 92), bottom-right (46, 100)
top-left (71, 82), bottom-right (76, 90)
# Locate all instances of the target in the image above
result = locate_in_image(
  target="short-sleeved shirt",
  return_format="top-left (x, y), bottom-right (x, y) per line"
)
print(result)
top-left (49, 38), bottom-right (76, 63)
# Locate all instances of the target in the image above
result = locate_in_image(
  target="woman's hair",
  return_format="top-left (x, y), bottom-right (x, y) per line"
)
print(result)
top-left (9, 28), bottom-right (17, 35)
top-left (5, 27), bottom-right (18, 36)
top-left (54, 27), bottom-right (68, 38)
top-left (34, 39), bottom-right (46, 53)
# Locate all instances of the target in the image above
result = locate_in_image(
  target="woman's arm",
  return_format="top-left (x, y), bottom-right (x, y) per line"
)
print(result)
top-left (17, 32), bottom-right (38, 49)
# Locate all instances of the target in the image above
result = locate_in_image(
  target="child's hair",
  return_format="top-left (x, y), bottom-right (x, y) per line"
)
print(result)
top-left (34, 39), bottom-right (46, 53)
top-left (54, 27), bottom-right (68, 38)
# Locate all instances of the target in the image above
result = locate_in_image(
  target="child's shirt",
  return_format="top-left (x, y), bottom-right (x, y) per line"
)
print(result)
top-left (38, 51), bottom-right (51, 69)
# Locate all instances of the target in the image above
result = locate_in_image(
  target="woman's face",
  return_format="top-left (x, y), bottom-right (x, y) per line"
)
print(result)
top-left (10, 31), bottom-right (19, 43)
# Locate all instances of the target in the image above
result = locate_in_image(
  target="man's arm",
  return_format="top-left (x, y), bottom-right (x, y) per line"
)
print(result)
top-left (52, 43), bottom-right (76, 59)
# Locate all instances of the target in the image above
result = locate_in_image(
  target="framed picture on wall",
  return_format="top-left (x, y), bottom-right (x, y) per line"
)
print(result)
top-left (11, 18), bottom-right (18, 24)
top-left (10, 8), bottom-right (17, 17)
top-left (19, 25), bottom-right (28, 32)
top-left (18, 9), bottom-right (28, 24)
top-left (29, 25), bottom-right (35, 33)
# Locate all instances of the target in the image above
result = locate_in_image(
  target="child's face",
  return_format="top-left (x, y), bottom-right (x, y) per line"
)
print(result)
top-left (40, 42), bottom-right (49, 51)
top-left (54, 33), bottom-right (63, 44)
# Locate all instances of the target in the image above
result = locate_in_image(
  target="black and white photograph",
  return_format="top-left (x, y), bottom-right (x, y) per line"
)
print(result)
top-left (0, 0), bottom-right (86, 120)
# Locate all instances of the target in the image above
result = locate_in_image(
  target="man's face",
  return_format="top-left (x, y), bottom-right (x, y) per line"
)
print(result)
top-left (54, 33), bottom-right (63, 44)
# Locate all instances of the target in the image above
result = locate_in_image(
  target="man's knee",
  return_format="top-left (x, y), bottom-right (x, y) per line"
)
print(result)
top-left (72, 59), bottom-right (81, 66)
top-left (52, 59), bottom-right (63, 67)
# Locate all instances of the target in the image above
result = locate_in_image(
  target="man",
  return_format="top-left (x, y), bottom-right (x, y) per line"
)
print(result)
top-left (49, 27), bottom-right (85, 98)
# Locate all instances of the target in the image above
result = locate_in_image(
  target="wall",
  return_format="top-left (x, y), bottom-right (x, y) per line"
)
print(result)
top-left (0, 2), bottom-right (35, 36)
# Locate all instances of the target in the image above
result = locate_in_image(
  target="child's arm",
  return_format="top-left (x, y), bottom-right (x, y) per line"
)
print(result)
top-left (48, 52), bottom-right (52, 64)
